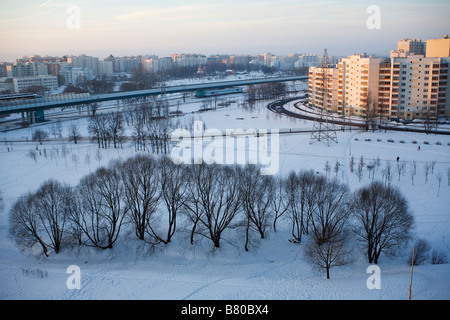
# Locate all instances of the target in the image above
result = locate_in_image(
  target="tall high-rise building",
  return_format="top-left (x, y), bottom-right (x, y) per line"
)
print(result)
top-left (337, 54), bottom-right (383, 117)
top-left (426, 35), bottom-right (450, 58)
top-left (308, 66), bottom-right (339, 113)
top-left (308, 42), bottom-right (449, 120)
top-left (6, 62), bottom-right (49, 78)
top-left (397, 38), bottom-right (426, 56)
top-left (263, 53), bottom-right (273, 67)
top-left (68, 55), bottom-right (99, 77)
top-left (387, 52), bottom-right (448, 119)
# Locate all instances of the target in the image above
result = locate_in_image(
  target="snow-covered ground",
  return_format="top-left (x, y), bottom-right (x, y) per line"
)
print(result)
top-left (0, 87), bottom-right (449, 300)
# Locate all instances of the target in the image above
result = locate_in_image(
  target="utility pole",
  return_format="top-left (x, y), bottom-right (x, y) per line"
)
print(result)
top-left (309, 49), bottom-right (338, 147)
top-left (409, 247), bottom-right (415, 300)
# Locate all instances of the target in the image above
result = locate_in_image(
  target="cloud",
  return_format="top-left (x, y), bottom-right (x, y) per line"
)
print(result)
top-left (40, 0), bottom-right (54, 7)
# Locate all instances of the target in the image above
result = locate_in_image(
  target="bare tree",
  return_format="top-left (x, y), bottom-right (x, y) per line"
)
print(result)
top-left (396, 161), bottom-right (406, 181)
top-left (182, 163), bottom-right (207, 245)
top-left (9, 192), bottom-right (49, 256)
top-left (239, 164), bottom-right (273, 251)
top-left (34, 179), bottom-right (74, 254)
top-left (147, 117), bottom-right (173, 155)
top-left (94, 149), bottom-right (103, 166)
top-left (356, 161), bottom-right (364, 182)
top-left (383, 160), bottom-right (392, 187)
top-left (423, 105), bottom-right (434, 134)
top-left (305, 224), bottom-right (352, 279)
top-left (351, 182), bottom-right (414, 264)
top-left (367, 163), bottom-right (375, 182)
top-left (184, 163), bottom-right (241, 248)
top-left (430, 160), bottom-right (437, 174)
top-left (74, 161), bottom-right (127, 249)
top-left (349, 156), bottom-right (355, 173)
top-left (374, 156), bottom-right (382, 173)
top-left (305, 178), bottom-right (352, 279)
top-left (269, 176), bottom-right (288, 232)
top-left (424, 162), bottom-right (431, 184)
top-left (309, 178), bottom-right (351, 246)
top-left (108, 112), bottom-right (125, 149)
top-left (431, 249), bottom-right (448, 264)
top-left (27, 149), bottom-right (38, 164)
top-left (9, 180), bottom-right (74, 256)
top-left (363, 91), bottom-right (377, 132)
top-left (121, 154), bottom-right (161, 242)
top-left (410, 160), bottom-right (417, 185)
top-left (88, 114), bottom-right (110, 149)
top-left (285, 170), bottom-right (321, 243)
top-left (51, 122), bottom-right (63, 139)
top-left (68, 123), bottom-right (81, 144)
top-left (32, 129), bottom-right (49, 145)
top-left (86, 102), bottom-right (100, 116)
top-left (157, 156), bottom-right (188, 243)
top-left (323, 161), bottom-right (331, 178)
top-left (334, 161), bottom-right (341, 177)
top-left (132, 112), bottom-right (148, 152)
top-left (408, 238), bottom-right (430, 266)
top-left (435, 172), bottom-right (443, 197)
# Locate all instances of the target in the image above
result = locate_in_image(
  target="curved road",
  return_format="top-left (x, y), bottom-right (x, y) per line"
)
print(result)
top-left (268, 96), bottom-right (450, 135)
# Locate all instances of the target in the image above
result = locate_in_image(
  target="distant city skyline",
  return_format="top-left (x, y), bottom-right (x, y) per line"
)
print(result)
top-left (1, 0), bottom-right (449, 62)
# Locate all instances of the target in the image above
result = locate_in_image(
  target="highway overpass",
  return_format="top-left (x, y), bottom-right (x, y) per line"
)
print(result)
top-left (0, 75), bottom-right (307, 117)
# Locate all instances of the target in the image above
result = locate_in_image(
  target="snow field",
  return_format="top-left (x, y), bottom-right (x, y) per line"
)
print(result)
top-left (0, 88), bottom-right (449, 300)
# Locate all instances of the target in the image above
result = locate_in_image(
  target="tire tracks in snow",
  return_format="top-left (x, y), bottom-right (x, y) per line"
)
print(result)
top-left (182, 276), bottom-right (232, 300)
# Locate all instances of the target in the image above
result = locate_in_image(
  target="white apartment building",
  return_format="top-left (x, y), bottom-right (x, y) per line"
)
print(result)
top-left (387, 52), bottom-right (448, 119)
top-left (68, 55), bottom-right (100, 77)
top-left (397, 38), bottom-right (426, 56)
top-left (170, 54), bottom-right (207, 68)
top-left (308, 66), bottom-right (339, 113)
top-left (11, 75), bottom-right (59, 93)
top-left (144, 57), bottom-right (173, 74)
top-left (263, 53), bottom-right (273, 67)
top-left (426, 35), bottom-right (450, 58)
top-left (337, 54), bottom-right (383, 116)
top-left (6, 62), bottom-right (49, 78)
top-left (295, 55), bottom-right (320, 69)
top-left (98, 60), bottom-right (114, 77)
top-left (60, 67), bottom-right (94, 85)
top-left (308, 51), bottom-right (449, 120)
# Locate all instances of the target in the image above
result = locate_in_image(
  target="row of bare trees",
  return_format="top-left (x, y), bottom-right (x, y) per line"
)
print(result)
top-left (246, 82), bottom-right (287, 102)
top-left (88, 112), bottom-right (125, 149)
top-left (88, 103), bottom-right (174, 154)
top-left (10, 156), bottom-right (417, 278)
top-left (87, 100), bottom-right (173, 154)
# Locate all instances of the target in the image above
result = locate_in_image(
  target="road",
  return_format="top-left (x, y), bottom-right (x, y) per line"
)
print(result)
top-left (268, 97), bottom-right (450, 136)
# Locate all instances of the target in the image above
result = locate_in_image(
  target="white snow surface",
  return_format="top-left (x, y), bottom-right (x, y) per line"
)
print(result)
top-left (0, 87), bottom-right (449, 300)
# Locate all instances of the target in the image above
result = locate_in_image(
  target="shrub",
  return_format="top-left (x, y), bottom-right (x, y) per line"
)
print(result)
top-left (431, 249), bottom-right (448, 264)
top-left (408, 239), bottom-right (430, 266)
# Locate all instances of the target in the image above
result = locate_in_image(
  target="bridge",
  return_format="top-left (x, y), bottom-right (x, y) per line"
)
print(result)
top-left (0, 76), bottom-right (307, 117)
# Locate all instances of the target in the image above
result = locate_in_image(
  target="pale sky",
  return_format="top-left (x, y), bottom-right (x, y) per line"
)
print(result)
top-left (0, 0), bottom-right (449, 61)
